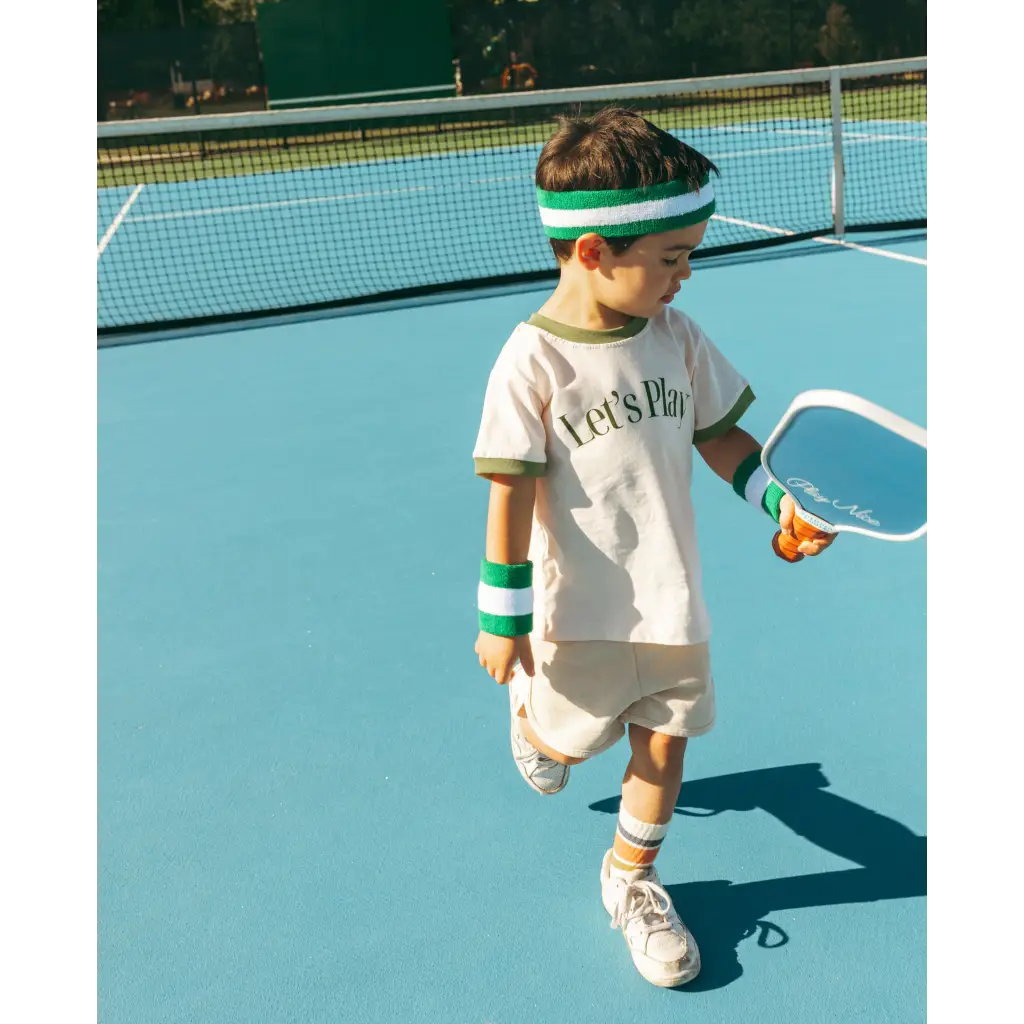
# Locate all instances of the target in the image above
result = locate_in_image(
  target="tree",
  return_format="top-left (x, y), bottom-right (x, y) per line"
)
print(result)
top-left (667, 1), bottom-right (799, 75)
top-left (203, 1), bottom-right (270, 24)
top-left (816, 3), bottom-right (862, 65)
top-left (97, 0), bottom-right (274, 30)
top-left (97, 0), bottom-right (168, 29)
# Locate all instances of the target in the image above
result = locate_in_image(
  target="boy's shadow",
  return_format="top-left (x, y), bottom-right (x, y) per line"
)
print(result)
top-left (589, 763), bottom-right (925, 991)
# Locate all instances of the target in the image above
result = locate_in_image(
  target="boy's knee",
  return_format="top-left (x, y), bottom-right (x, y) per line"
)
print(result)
top-left (629, 725), bottom-right (687, 770)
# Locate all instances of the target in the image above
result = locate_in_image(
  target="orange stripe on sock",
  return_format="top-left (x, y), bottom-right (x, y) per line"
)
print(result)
top-left (612, 834), bottom-right (661, 868)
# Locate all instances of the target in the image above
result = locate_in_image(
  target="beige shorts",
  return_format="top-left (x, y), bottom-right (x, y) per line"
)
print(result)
top-left (511, 638), bottom-right (716, 761)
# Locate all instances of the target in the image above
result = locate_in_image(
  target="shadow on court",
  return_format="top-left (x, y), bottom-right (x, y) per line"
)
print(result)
top-left (589, 763), bottom-right (926, 992)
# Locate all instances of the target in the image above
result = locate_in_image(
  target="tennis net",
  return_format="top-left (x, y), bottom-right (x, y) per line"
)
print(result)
top-left (97, 57), bottom-right (925, 338)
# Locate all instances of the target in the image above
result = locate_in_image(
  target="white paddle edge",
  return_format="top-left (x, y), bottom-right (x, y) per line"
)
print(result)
top-left (760, 388), bottom-right (928, 542)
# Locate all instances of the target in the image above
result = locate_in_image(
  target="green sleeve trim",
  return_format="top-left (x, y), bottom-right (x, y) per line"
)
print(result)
top-left (762, 481), bottom-right (786, 523)
top-left (474, 457), bottom-right (547, 478)
top-left (480, 560), bottom-right (533, 589)
top-left (479, 611), bottom-right (534, 637)
top-left (731, 449), bottom-right (763, 499)
top-left (693, 385), bottom-right (756, 445)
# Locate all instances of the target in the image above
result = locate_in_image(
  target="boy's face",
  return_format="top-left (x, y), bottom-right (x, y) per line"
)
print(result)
top-left (575, 220), bottom-right (709, 318)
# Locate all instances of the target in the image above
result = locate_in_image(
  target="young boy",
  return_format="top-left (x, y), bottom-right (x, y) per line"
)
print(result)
top-left (472, 108), bottom-right (833, 988)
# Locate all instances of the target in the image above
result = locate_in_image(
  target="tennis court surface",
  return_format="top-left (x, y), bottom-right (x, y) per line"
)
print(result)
top-left (98, 59), bottom-right (926, 1023)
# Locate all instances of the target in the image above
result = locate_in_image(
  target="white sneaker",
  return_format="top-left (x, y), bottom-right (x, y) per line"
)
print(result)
top-left (508, 670), bottom-right (569, 795)
top-left (600, 849), bottom-right (701, 987)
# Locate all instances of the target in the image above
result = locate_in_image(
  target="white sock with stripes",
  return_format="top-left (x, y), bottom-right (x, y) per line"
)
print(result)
top-left (610, 805), bottom-right (670, 879)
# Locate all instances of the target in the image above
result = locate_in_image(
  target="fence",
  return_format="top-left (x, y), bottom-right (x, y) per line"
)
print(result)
top-left (98, 24), bottom-right (267, 122)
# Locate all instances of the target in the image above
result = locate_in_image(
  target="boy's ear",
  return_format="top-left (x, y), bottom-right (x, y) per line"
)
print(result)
top-left (574, 233), bottom-right (605, 269)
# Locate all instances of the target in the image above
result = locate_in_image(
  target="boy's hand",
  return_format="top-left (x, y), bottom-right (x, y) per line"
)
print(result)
top-left (779, 494), bottom-right (836, 556)
top-left (475, 631), bottom-right (535, 685)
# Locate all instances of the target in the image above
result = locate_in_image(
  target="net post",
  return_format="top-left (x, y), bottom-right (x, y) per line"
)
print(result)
top-left (829, 67), bottom-right (845, 238)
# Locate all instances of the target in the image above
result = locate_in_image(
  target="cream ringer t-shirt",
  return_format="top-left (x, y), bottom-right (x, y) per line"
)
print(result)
top-left (473, 306), bottom-right (754, 645)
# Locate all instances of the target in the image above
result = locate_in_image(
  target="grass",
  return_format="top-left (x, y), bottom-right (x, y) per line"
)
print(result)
top-left (97, 83), bottom-right (925, 190)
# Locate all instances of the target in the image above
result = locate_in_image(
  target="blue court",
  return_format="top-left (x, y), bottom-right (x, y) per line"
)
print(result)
top-left (98, 225), bottom-right (926, 1021)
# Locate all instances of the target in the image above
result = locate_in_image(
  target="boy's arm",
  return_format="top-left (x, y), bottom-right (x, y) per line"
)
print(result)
top-left (694, 425), bottom-right (760, 484)
top-left (476, 474), bottom-right (537, 684)
top-left (485, 474), bottom-right (535, 565)
top-left (695, 426), bottom-right (834, 557)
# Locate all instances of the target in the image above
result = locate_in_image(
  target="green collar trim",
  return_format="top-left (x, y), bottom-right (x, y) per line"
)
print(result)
top-left (527, 312), bottom-right (648, 345)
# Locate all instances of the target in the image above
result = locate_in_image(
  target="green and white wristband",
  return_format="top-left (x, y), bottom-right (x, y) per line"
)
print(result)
top-left (478, 560), bottom-right (534, 637)
top-left (732, 450), bottom-right (786, 523)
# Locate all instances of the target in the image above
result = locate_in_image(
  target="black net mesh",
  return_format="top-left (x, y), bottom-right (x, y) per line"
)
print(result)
top-left (97, 61), bottom-right (925, 336)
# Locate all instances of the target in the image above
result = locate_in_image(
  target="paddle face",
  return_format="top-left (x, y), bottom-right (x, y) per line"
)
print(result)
top-left (763, 391), bottom-right (927, 543)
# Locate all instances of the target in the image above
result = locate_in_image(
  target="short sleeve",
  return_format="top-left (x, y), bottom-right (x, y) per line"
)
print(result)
top-left (686, 319), bottom-right (755, 444)
top-left (473, 332), bottom-right (549, 478)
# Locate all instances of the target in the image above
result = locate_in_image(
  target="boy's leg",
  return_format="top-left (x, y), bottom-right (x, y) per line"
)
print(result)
top-left (611, 725), bottom-right (686, 871)
top-left (601, 723), bottom-right (700, 987)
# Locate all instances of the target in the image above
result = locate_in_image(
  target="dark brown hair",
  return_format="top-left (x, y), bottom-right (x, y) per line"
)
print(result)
top-left (535, 107), bottom-right (718, 262)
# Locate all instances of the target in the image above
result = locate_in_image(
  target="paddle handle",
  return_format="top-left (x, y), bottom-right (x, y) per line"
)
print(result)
top-left (772, 512), bottom-right (834, 563)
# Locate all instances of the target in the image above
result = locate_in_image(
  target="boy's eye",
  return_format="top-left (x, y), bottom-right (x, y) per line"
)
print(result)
top-left (663, 256), bottom-right (680, 267)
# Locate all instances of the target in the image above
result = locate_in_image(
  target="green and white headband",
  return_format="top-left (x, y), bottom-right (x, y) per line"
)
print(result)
top-left (536, 176), bottom-right (716, 240)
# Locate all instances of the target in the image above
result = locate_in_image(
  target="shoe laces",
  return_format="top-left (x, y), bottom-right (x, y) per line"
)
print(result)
top-left (610, 879), bottom-right (675, 937)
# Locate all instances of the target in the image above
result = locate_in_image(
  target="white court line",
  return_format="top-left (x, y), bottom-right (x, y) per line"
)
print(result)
top-left (711, 214), bottom-right (926, 264)
top-left (706, 125), bottom-right (830, 139)
top-left (845, 130), bottom-right (926, 143)
top-left (125, 185), bottom-right (433, 222)
top-left (97, 183), bottom-right (144, 259)
top-left (687, 124), bottom-right (925, 144)
top-left (713, 214), bottom-right (792, 235)
top-left (712, 134), bottom-right (924, 161)
top-left (470, 175), bottom-right (533, 184)
top-left (713, 141), bottom-right (831, 160)
top-left (811, 236), bottom-right (927, 264)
